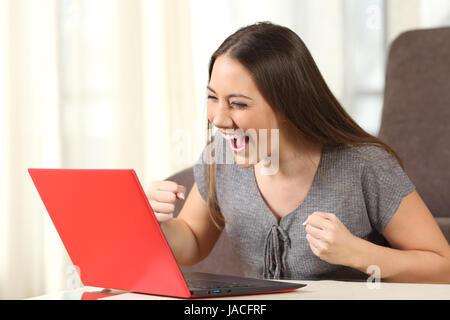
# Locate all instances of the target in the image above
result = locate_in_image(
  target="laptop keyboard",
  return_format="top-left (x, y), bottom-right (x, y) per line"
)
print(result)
top-left (185, 279), bottom-right (253, 289)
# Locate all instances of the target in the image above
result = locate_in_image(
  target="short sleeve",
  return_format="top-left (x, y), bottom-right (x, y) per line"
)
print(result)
top-left (360, 147), bottom-right (416, 233)
top-left (193, 146), bottom-right (210, 202)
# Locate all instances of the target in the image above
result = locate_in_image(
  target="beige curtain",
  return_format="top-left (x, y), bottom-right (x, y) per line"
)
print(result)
top-left (0, 0), bottom-right (197, 299)
top-left (112, 0), bottom-right (198, 189)
top-left (0, 0), bottom-right (68, 299)
top-left (387, 0), bottom-right (450, 43)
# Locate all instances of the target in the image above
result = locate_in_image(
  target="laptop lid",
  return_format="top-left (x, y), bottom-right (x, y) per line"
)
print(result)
top-left (28, 168), bottom-right (192, 298)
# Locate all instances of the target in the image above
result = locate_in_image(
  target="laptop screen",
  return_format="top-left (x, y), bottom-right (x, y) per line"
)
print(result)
top-left (28, 168), bottom-right (191, 297)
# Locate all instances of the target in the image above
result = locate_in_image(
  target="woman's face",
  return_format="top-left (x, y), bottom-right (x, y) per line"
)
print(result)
top-left (207, 54), bottom-right (281, 168)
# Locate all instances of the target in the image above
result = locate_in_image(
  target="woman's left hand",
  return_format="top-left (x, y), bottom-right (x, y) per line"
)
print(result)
top-left (303, 211), bottom-right (360, 267)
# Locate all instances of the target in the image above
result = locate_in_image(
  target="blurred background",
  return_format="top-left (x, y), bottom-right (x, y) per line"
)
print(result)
top-left (0, 0), bottom-right (449, 299)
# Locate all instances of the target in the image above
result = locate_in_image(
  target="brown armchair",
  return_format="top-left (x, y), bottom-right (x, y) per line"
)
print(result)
top-left (378, 27), bottom-right (450, 243)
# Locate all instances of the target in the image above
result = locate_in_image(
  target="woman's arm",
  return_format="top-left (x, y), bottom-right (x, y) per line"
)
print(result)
top-left (351, 190), bottom-right (450, 283)
top-left (161, 182), bottom-right (222, 266)
top-left (304, 191), bottom-right (450, 283)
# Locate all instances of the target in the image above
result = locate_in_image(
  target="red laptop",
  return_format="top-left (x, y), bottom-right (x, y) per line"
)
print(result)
top-left (28, 169), bottom-right (305, 298)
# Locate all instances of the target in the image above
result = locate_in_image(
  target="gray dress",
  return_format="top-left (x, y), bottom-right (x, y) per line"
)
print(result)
top-left (193, 130), bottom-right (416, 281)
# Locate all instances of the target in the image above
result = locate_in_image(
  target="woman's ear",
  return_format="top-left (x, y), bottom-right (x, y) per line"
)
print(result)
top-left (275, 112), bottom-right (289, 125)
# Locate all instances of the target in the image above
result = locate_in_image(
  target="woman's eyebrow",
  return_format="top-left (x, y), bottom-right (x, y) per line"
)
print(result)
top-left (207, 86), bottom-right (253, 100)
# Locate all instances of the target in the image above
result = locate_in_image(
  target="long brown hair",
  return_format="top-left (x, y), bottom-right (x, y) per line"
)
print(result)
top-left (204, 21), bottom-right (403, 230)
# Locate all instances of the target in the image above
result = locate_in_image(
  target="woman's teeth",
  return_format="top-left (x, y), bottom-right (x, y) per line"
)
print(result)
top-left (230, 135), bottom-right (249, 151)
top-left (221, 131), bottom-right (250, 152)
top-left (223, 133), bottom-right (245, 140)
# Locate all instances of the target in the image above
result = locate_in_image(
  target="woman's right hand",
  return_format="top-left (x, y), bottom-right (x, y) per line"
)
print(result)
top-left (146, 180), bottom-right (186, 223)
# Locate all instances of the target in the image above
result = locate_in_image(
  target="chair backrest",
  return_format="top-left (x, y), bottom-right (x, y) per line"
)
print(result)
top-left (166, 166), bottom-right (245, 276)
top-left (378, 27), bottom-right (450, 219)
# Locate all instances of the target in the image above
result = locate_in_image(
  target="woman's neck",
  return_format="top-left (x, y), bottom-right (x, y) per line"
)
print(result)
top-left (257, 127), bottom-right (323, 180)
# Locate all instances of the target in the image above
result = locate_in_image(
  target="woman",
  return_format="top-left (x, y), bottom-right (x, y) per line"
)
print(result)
top-left (146, 22), bottom-right (450, 283)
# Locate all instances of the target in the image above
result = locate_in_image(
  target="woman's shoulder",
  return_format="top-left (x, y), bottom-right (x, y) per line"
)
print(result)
top-left (326, 143), bottom-right (401, 171)
top-left (325, 143), bottom-right (413, 198)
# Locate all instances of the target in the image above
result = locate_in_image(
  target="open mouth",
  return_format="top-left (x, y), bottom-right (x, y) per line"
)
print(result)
top-left (231, 135), bottom-right (250, 152)
top-left (222, 131), bottom-right (250, 153)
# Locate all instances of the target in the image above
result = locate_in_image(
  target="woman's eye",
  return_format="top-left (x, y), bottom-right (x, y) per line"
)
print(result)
top-left (231, 102), bottom-right (247, 108)
top-left (207, 95), bottom-right (247, 108)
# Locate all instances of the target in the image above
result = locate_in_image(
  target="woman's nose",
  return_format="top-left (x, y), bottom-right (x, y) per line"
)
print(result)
top-left (211, 108), bottom-right (233, 129)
